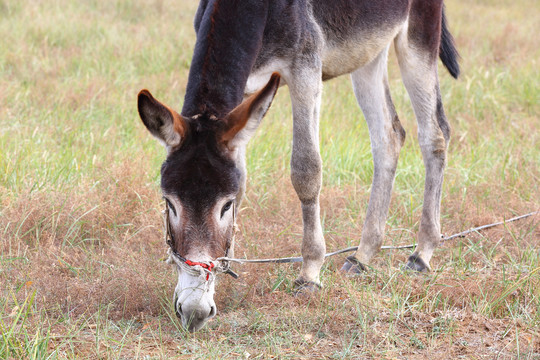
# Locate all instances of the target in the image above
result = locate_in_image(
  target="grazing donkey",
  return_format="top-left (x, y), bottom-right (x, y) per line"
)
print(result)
top-left (138, 0), bottom-right (459, 332)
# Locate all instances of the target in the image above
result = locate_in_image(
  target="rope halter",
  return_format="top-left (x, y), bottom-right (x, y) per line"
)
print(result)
top-left (163, 202), bottom-right (239, 283)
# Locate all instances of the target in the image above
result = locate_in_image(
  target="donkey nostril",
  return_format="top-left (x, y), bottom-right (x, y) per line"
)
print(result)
top-left (209, 306), bottom-right (216, 318)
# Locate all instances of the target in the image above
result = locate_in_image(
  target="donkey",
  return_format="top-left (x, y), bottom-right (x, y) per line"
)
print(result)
top-left (137, 0), bottom-right (459, 332)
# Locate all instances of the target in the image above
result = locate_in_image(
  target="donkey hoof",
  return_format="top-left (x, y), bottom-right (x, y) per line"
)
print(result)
top-left (293, 279), bottom-right (321, 296)
top-left (340, 256), bottom-right (367, 274)
top-left (403, 254), bottom-right (429, 272)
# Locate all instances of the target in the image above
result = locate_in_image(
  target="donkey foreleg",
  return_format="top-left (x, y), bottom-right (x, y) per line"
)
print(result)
top-left (342, 47), bottom-right (406, 272)
top-left (287, 66), bottom-right (326, 290)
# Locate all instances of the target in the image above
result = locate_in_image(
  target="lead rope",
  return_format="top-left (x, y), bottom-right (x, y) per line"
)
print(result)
top-left (165, 204), bottom-right (537, 274)
top-left (216, 211), bottom-right (538, 265)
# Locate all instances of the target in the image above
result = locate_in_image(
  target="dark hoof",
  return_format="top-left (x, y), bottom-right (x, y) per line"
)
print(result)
top-left (340, 256), bottom-right (367, 274)
top-left (404, 254), bottom-right (429, 272)
top-left (293, 279), bottom-right (321, 297)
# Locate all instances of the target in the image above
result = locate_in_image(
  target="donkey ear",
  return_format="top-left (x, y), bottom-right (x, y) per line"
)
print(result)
top-left (222, 73), bottom-right (280, 148)
top-left (137, 89), bottom-right (187, 148)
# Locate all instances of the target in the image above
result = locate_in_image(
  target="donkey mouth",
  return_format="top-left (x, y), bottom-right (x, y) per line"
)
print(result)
top-left (174, 293), bottom-right (217, 332)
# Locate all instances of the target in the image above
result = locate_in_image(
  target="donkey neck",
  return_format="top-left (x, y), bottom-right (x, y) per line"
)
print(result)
top-left (181, 0), bottom-right (269, 118)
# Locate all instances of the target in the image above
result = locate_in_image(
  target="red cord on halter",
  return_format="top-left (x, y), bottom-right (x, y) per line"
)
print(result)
top-left (184, 260), bottom-right (215, 281)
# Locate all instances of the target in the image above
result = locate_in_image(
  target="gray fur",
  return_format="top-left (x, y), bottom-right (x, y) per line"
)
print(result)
top-left (239, 0), bottom-right (455, 280)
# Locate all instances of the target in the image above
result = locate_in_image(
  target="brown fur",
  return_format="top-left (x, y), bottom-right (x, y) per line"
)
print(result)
top-left (408, 0), bottom-right (443, 58)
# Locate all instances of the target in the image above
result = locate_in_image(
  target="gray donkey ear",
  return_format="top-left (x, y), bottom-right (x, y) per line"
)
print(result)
top-left (221, 73), bottom-right (280, 149)
top-left (137, 89), bottom-right (187, 148)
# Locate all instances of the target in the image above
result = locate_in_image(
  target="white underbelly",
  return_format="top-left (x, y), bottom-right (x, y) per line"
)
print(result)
top-left (321, 25), bottom-right (404, 79)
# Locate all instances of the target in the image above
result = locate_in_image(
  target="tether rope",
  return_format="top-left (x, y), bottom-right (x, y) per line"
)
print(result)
top-left (216, 211), bottom-right (538, 265)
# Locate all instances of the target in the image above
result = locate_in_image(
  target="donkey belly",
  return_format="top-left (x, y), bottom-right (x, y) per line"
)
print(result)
top-left (320, 26), bottom-right (403, 80)
top-left (314, 0), bottom-right (410, 80)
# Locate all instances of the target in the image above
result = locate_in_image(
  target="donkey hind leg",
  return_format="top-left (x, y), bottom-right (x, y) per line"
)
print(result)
top-left (395, 29), bottom-right (450, 272)
top-left (341, 46), bottom-right (406, 273)
top-left (287, 65), bottom-right (326, 291)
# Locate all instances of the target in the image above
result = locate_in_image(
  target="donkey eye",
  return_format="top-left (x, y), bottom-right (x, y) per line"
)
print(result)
top-left (220, 201), bottom-right (233, 218)
top-left (165, 198), bottom-right (177, 216)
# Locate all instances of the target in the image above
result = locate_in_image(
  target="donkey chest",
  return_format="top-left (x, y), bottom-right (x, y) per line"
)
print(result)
top-left (245, 59), bottom-right (290, 96)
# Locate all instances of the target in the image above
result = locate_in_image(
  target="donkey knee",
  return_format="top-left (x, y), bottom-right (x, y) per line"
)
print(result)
top-left (290, 153), bottom-right (322, 204)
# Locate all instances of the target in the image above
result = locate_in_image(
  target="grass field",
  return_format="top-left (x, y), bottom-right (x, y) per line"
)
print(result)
top-left (1, 0), bottom-right (539, 358)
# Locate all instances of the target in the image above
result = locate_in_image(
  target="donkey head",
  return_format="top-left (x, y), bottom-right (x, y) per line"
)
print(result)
top-left (137, 74), bottom-right (280, 332)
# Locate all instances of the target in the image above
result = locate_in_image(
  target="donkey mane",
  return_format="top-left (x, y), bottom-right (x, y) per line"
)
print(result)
top-left (182, 0), bottom-right (269, 118)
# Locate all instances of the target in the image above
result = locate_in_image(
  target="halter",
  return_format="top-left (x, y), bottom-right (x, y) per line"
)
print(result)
top-left (163, 201), bottom-right (239, 282)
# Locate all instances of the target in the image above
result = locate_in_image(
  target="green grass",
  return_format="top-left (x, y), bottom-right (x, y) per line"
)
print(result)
top-left (1, 0), bottom-right (539, 358)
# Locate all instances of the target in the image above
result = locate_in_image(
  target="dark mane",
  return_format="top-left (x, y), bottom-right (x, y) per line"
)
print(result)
top-left (181, 0), bottom-right (270, 118)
